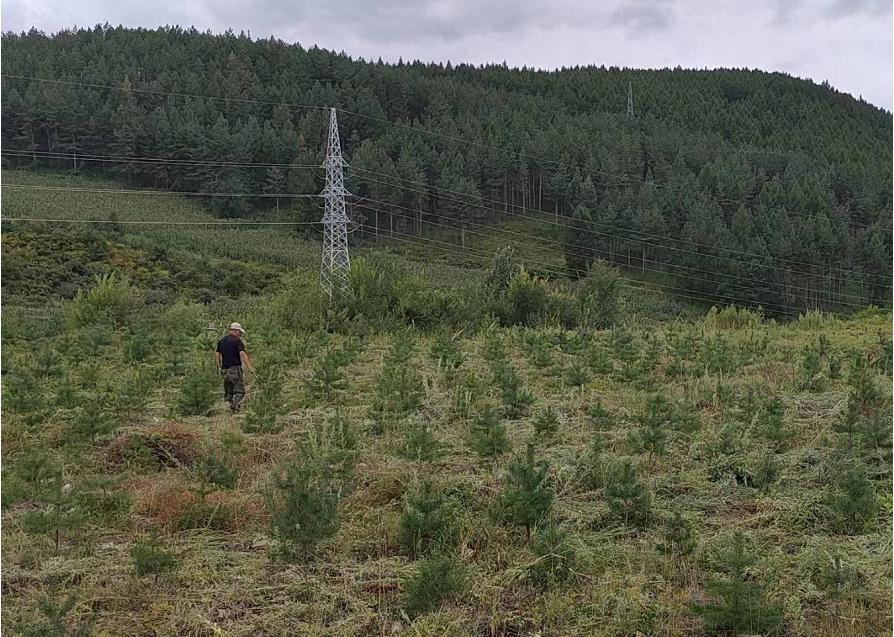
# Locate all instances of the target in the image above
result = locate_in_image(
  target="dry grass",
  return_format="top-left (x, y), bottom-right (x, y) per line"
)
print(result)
top-left (2, 313), bottom-right (891, 636)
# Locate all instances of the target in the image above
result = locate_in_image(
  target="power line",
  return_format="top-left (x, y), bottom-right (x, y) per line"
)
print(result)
top-left (8, 73), bottom-right (882, 230)
top-left (350, 170), bottom-right (891, 282)
top-left (1, 184), bottom-right (321, 198)
top-left (352, 200), bottom-right (812, 315)
top-left (1, 73), bottom-right (328, 113)
top-left (337, 106), bottom-right (882, 230)
top-left (353, 196), bottom-right (867, 306)
top-left (351, 221), bottom-right (803, 317)
top-left (2, 149), bottom-right (321, 170)
top-left (1, 216), bottom-right (322, 226)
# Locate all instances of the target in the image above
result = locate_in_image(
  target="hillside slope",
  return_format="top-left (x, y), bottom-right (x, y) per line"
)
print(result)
top-left (2, 26), bottom-right (892, 313)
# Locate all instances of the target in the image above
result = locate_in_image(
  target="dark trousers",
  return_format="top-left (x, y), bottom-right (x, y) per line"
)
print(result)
top-left (222, 366), bottom-right (245, 411)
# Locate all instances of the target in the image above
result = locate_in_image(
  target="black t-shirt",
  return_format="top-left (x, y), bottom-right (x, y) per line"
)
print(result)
top-left (216, 334), bottom-right (245, 368)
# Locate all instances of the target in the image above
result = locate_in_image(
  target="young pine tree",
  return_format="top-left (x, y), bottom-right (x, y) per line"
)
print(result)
top-left (401, 418), bottom-right (441, 463)
top-left (491, 358), bottom-right (535, 418)
top-left (628, 393), bottom-right (672, 464)
top-left (22, 470), bottom-right (84, 556)
top-left (692, 532), bottom-right (782, 636)
top-left (131, 530), bottom-right (180, 584)
top-left (604, 459), bottom-right (651, 528)
top-left (531, 405), bottom-right (561, 439)
top-left (496, 443), bottom-right (554, 538)
top-left (469, 404), bottom-right (510, 459)
top-left (430, 331), bottom-right (465, 376)
top-left (826, 465), bottom-right (878, 533)
top-left (243, 366), bottom-right (285, 433)
top-left (18, 584), bottom-right (92, 637)
top-left (69, 398), bottom-right (116, 444)
top-left (398, 481), bottom-right (455, 559)
top-left (403, 552), bottom-right (468, 618)
top-left (176, 363), bottom-right (217, 416)
top-left (266, 455), bottom-right (340, 561)
top-left (528, 521), bottom-right (577, 588)
top-left (657, 512), bottom-right (697, 557)
top-left (374, 331), bottom-right (424, 417)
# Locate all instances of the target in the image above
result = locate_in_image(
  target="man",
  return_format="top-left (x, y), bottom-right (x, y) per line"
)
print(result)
top-left (214, 322), bottom-right (254, 413)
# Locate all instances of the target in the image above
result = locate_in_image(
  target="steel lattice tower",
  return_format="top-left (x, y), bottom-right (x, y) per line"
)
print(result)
top-left (321, 107), bottom-right (351, 298)
top-left (627, 81), bottom-right (634, 117)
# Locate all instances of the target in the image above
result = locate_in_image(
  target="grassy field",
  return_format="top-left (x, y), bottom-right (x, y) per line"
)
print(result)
top-left (1, 173), bottom-right (891, 636)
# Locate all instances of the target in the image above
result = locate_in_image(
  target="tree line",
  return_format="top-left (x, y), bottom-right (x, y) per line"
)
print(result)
top-left (1, 25), bottom-right (891, 311)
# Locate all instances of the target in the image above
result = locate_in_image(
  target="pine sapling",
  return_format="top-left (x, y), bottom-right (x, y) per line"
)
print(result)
top-left (266, 457), bottom-right (341, 561)
top-left (657, 512), bottom-right (697, 557)
top-left (402, 417), bottom-right (440, 462)
top-left (528, 520), bottom-right (577, 588)
top-left (398, 481), bottom-right (456, 559)
top-left (531, 405), bottom-right (560, 439)
top-left (403, 552), bottom-right (467, 618)
top-left (469, 404), bottom-right (510, 459)
top-left (131, 530), bottom-right (180, 584)
top-left (604, 459), bottom-right (651, 527)
top-left (496, 443), bottom-right (554, 538)
top-left (692, 532), bottom-right (782, 635)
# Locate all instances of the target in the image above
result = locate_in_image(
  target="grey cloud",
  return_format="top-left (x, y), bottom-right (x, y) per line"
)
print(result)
top-left (825, 0), bottom-right (891, 17)
top-left (608, 2), bottom-right (673, 35)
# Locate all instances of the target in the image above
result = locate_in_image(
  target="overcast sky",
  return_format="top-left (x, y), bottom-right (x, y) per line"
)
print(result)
top-left (2, 0), bottom-right (891, 110)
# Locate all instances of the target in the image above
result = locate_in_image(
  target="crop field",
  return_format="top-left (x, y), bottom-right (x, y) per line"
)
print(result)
top-left (1, 177), bottom-right (892, 637)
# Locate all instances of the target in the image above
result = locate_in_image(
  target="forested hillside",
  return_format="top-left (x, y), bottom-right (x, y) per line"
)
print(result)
top-left (2, 26), bottom-right (892, 312)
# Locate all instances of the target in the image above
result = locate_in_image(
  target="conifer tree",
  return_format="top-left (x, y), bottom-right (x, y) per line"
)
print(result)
top-left (469, 404), bottom-right (510, 458)
top-left (496, 443), bottom-right (554, 538)
top-left (131, 530), bottom-right (180, 584)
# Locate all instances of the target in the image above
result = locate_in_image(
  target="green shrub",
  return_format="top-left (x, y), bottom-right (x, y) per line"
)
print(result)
top-left (706, 305), bottom-right (763, 330)
top-left (68, 272), bottom-right (142, 328)
top-left (692, 532), bottom-right (782, 636)
top-left (576, 261), bottom-right (622, 329)
top-left (131, 530), bottom-right (180, 583)
top-left (495, 443), bottom-right (554, 537)
top-left (403, 553), bottom-right (467, 618)
top-left (504, 269), bottom-right (549, 326)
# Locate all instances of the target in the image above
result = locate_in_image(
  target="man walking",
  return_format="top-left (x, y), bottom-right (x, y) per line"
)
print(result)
top-left (215, 322), bottom-right (254, 413)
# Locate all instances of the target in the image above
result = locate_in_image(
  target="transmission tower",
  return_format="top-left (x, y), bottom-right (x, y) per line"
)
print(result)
top-left (320, 107), bottom-right (351, 298)
top-left (627, 81), bottom-right (634, 117)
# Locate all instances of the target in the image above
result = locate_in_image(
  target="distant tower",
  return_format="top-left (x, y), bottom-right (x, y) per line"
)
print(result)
top-left (320, 107), bottom-right (351, 298)
top-left (627, 81), bottom-right (634, 117)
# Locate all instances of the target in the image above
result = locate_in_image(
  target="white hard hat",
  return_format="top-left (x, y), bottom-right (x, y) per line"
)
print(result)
top-left (228, 322), bottom-right (245, 333)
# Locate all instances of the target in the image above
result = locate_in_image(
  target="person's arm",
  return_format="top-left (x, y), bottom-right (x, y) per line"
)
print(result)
top-left (214, 351), bottom-right (222, 370)
top-left (240, 350), bottom-right (254, 372)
